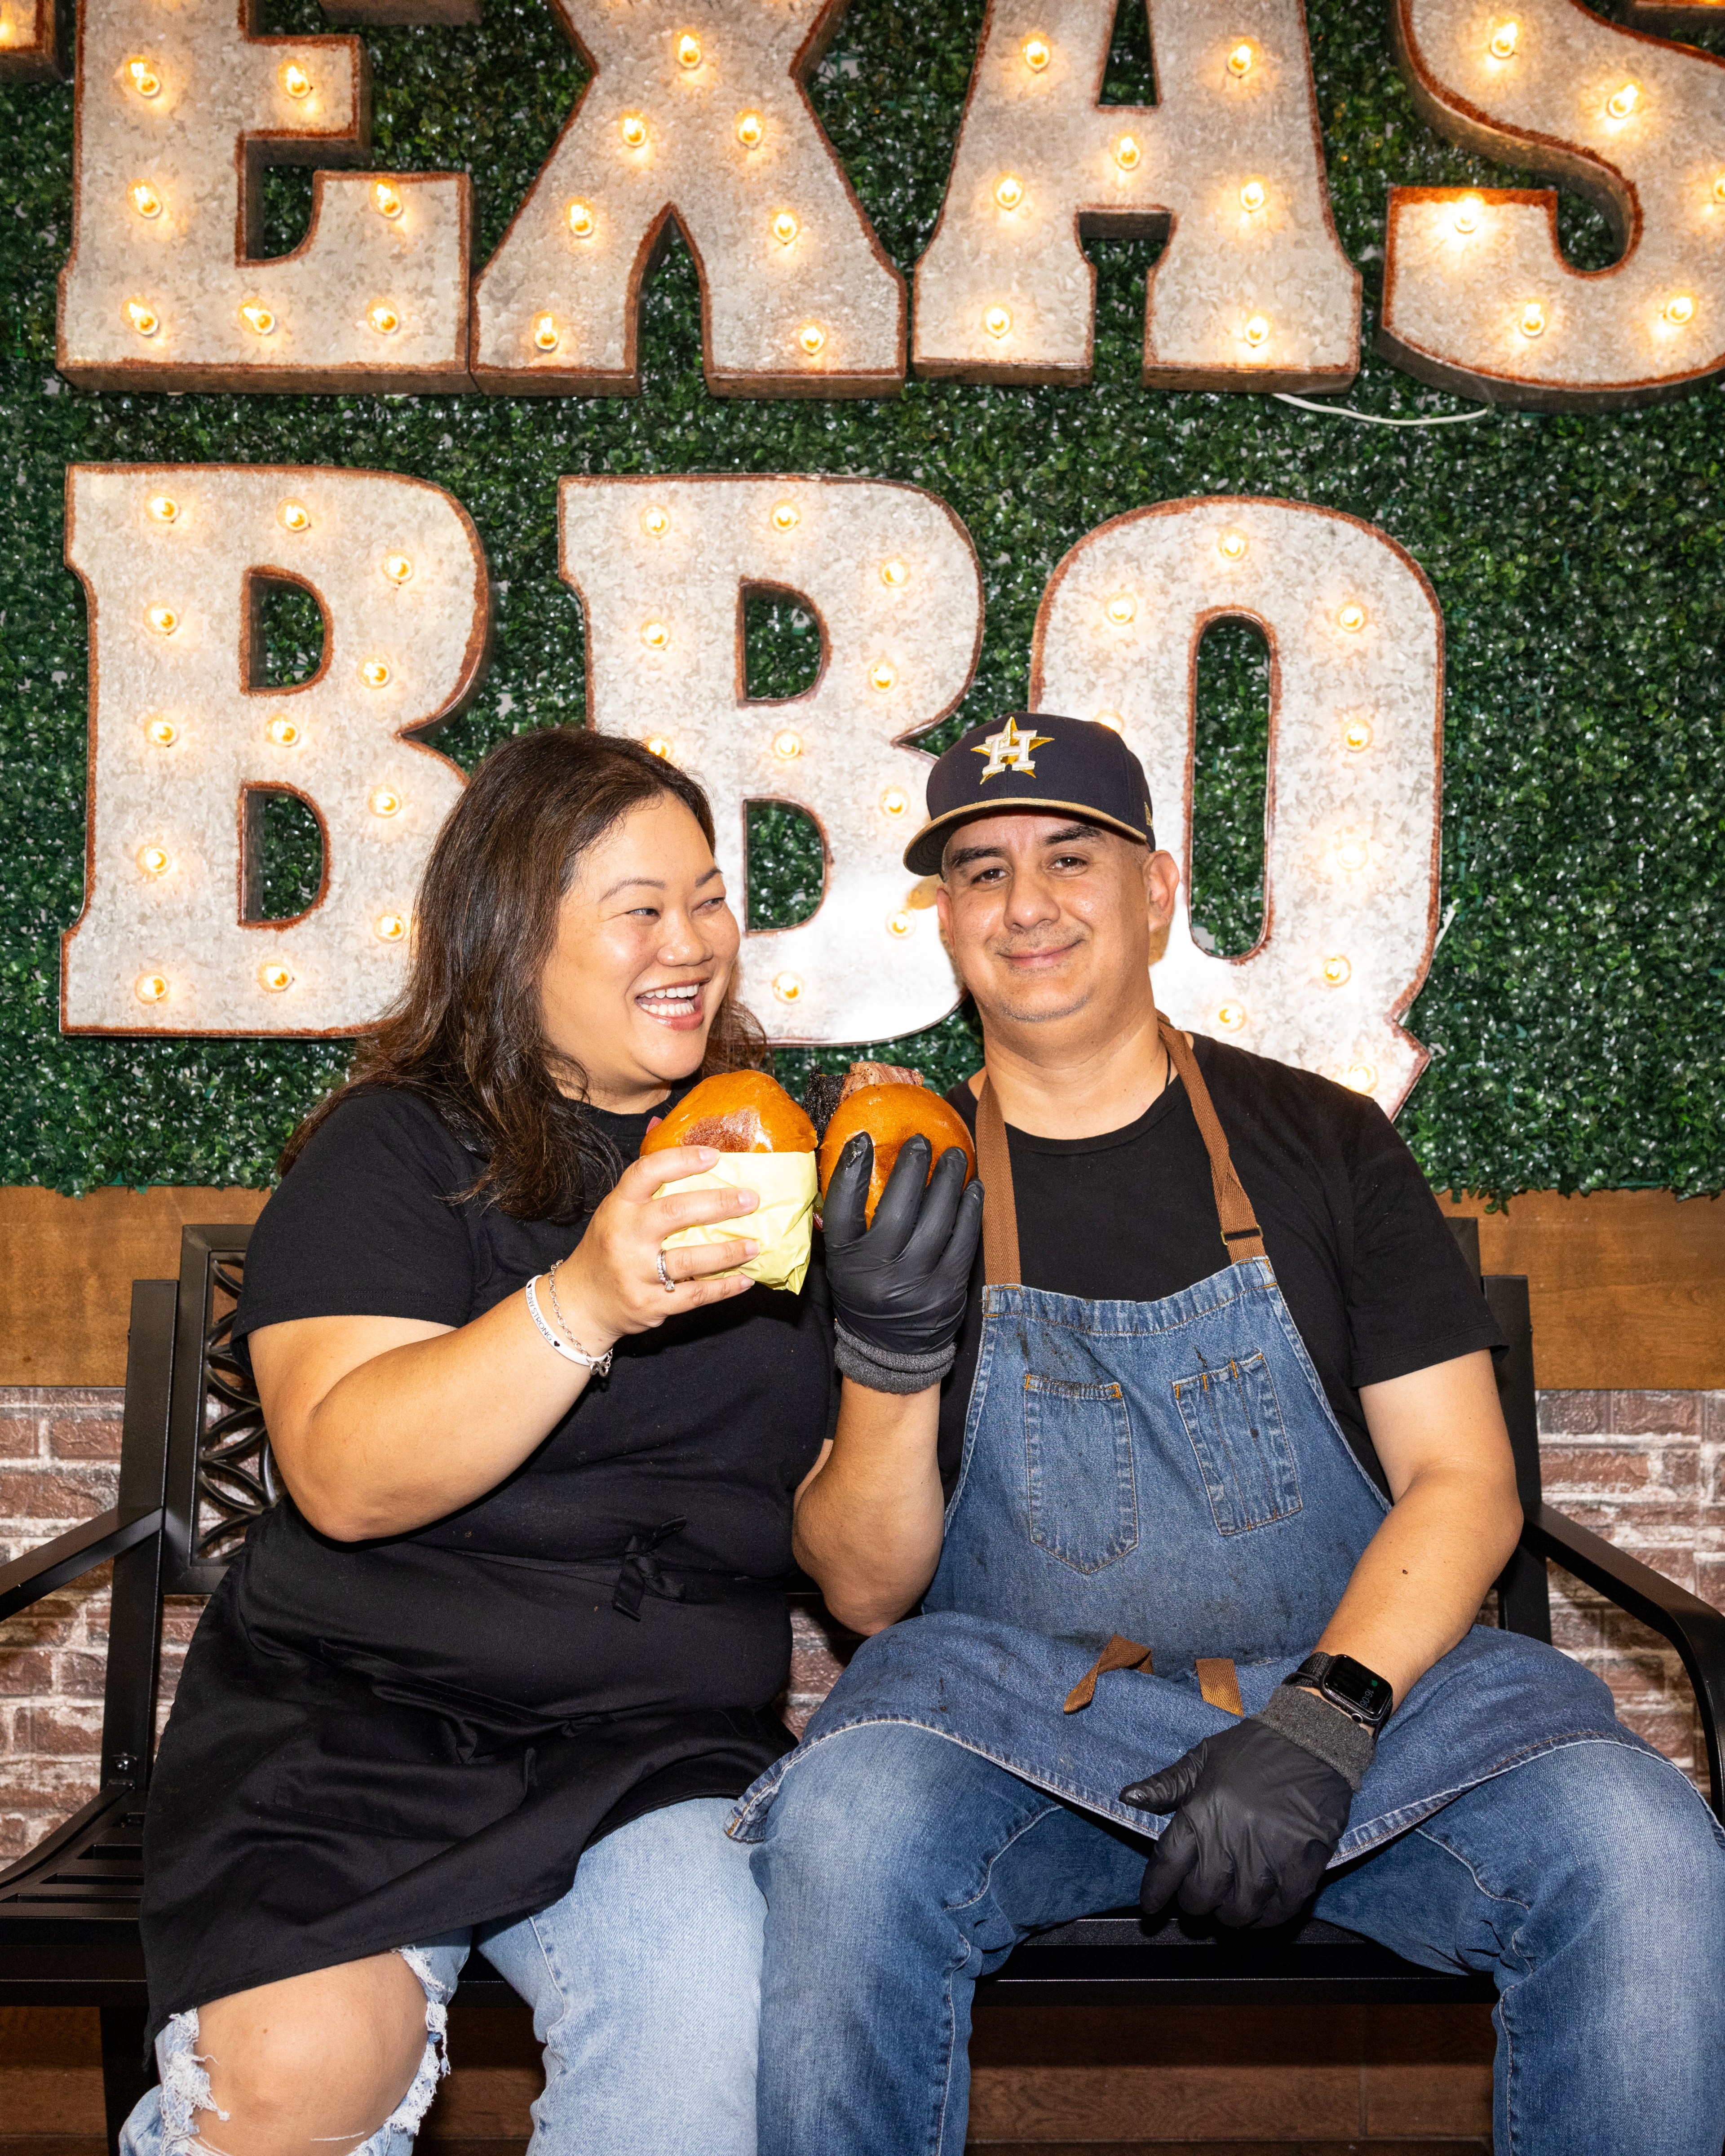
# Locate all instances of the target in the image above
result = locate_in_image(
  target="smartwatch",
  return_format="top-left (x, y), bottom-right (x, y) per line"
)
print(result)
top-left (1286, 1650), bottom-right (1394, 1735)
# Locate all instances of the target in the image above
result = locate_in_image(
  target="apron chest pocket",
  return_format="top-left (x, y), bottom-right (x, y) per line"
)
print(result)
top-left (1172, 1353), bottom-right (1302, 1536)
top-left (1023, 1374), bottom-right (1139, 1574)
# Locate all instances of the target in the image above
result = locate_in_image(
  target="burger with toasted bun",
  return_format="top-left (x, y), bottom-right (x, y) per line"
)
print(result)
top-left (818, 1083), bottom-right (977, 1227)
top-left (645, 1071), bottom-right (818, 1294)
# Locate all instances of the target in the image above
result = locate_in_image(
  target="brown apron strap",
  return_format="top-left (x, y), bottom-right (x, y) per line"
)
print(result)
top-left (974, 1074), bottom-right (1022, 1288)
top-left (1063, 1634), bottom-right (1154, 1714)
top-left (1157, 1020), bottom-right (1267, 1263)
top-left (1195, 1656), bottom-right (1245, 1718)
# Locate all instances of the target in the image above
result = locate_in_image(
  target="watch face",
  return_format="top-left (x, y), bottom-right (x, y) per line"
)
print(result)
top-left (1325, 1656), bottom-right (1393, 1723)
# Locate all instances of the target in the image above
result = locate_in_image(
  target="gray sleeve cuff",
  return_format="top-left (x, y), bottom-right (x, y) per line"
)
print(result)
top-left (833, 1324), bottom-right (955, 1396)
top-left (1255, 1683), bottom-right (1377, 1792)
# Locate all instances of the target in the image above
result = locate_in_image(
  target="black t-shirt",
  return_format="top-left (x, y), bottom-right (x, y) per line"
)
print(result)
top-left (938, 1036), bottom-right (1501, 1496)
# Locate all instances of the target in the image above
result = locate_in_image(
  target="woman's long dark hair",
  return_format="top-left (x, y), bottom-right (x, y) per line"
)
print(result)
top-left (280, 728), bottom-right (765, 1217)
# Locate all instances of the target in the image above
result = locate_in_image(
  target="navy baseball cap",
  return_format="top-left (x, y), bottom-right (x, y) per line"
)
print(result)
top-left (903, 712), bottom-right (1156, 877)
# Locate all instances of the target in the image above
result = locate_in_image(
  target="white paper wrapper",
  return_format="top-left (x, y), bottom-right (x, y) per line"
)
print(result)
top-left (654, 1152), bottom-right (818, 1295)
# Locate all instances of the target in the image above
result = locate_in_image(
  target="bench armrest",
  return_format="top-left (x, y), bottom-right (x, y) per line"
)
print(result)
top-left (0, 1508), bottom-right (164, 1623)
top-left (1524, 1502), bottom-right (1725, 1815)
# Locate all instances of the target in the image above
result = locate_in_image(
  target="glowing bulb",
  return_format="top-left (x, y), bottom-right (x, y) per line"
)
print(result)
top-left (1335, 837), bottom-right (1370, 873)
top-left (130, 182), bottom-right (162, 219)
top-left (798, 323), bottom-right (826, 356)
top-left (382, 553), bottom-right (413, 584)
top-left (1488, 20), bottom-right (1518, 58)
top-left (369, 304), bottom-right (399, 336)
top-left (127, 301), bottom-right (159, 337)
top-left (1345, 1062), bottom-right (1377, 1093)
top-left (375, 912), bottom-right (407, 943)
top-left (736, 111), bottom-right (764, 148)
top-left (1239, 179), bottom-right (1266, 214)
top-left (368, 787), bottom-right (402, 818)
top-left (1022, 34), bottom-right (1051, 71)
top-left (1321, 953), bottom-right (1352, 987)
top-left (567, 199), bottom-right (595, 239)
top-left (869, 661), bottom-right (897, 692)
top-left (1606, 82), bottom-right (1638, 121)
top-left (1518, 300), bottom-right (1546, 339)
top-left (881, 558), bottom-right (908, 588)
top-left (146, 604), bottom-right (177, 637)
top-left (372, 181), bottom-right (403, 220)
top-left (1105, 593), bottom-right (1137, 626)
top-left (1227, 41), bottom-right (1254, 76)
top-left (360, 659), bottom-right (392, 688)
top-left (677, 31), bottom-right (701, 67)
top-left (1343, 716), bottom-right (1374, 753)
top-left (1216, 1002), bottom-right (1246, 1032)
top-left (1665, 293), bottom-right (1695, 327)
top-left (240, 303), bottom-right (276, 336)
top-left (1244, 313), bottom-right (1270, 348)
top-left (1337, 601), bottom-right (1367, 633)
top-left (1114, 135), bottom-right (1141, 172)
top-left (641, 619), bottom-right (670, 651)
top-left (772, 729), bottom-right (803, 760)
top-left (258, 962), bottom-right (294, 993)
top-left (127, 58), bottom-right (161, 97)
top-left (280, 62), bottom-right (311, 99)
top-left (1453, 194), bottom-right (1482, 234)
top-left (136, 844), bottom-right (171, 879)
top-left (983, 304), bottom-right (1012, 339)
top-left (533, 314), bottom-right (560, 352)
top-left (645, 735), bottom-right (675, 760)
top-left (1714, 174), bottom-right (1725, 204)
top-left (771, 211), bottom-right (800, 246)
top-left (278, 499), bottom-right (310, 534)
top-left (1092, 709), bottom-right (1123, 731)
top-left (879, 788), bottom-right (910, 819)
top-left (886, 910), bottom-right (914, 938)
top-left (620, 114), bottom-right (648, 149)
top-left (134, 972), bottom-right (169, 1004)
top-left (995, 174), bottom-right (1024, 210)
top-left (1218, 530), bottom-right (1247, 561)
top-left (146, 717), bottom-right (178, 748)
top-left (771, 501), bottom-right (800, 532)
top-left (772, 970), bottom-right (803, 1004)
top-left (640, 505), bottom-right (670, 538)
top-left (147, 495), bottom-right (178, 525)
top-left (266, 715), bottom-right (302, 747)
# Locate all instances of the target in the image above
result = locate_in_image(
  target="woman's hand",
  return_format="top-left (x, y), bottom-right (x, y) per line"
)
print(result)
top-left (552, 1144), bottom-right (761, 1351)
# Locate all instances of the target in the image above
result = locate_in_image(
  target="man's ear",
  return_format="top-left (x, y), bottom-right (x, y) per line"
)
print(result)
top-left (1143, 846), bottom-right (1181, 929)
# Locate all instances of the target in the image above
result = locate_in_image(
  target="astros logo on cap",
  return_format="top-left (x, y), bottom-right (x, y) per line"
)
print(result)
top-left (973, 715), bottom-right (1053, 781)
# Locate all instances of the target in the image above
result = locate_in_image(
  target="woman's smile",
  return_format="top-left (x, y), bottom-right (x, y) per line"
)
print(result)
top-left (635, 978), bottom-right (709, 1031)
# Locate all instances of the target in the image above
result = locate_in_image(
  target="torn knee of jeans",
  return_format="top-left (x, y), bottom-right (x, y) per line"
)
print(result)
top-left (383, 1946), bottom-right (453, 2138)
top-left (155, 2008), bottom-right (232, 2153)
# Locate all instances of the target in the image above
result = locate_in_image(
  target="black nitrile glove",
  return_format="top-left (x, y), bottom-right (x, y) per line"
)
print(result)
top-left (823, 1133), bottom-right (984, 1393)
top-left (1120, 1715), bottom-right (1355, 1930)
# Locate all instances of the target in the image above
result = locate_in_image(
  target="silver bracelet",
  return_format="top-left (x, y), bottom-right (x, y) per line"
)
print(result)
top-left (524, 1275), bottom-right (613, 1377)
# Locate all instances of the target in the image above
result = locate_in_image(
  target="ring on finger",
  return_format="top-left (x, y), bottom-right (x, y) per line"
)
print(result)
top-left (656, 1247), bottom-right (675, 1293)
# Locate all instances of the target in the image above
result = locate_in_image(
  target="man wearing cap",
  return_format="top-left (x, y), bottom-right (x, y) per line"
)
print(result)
top-left (737, 713), bottom-right (1725, 2156)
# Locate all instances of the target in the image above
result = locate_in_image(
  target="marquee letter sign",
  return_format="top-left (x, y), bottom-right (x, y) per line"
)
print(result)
top-left (58, 0), bottom-right (471, 391)
top-left (473, 0), bottom-right (904, 395)
top-left (0, 0), bottom-right (62, 79)
top-left (1381, 0), bottom-right (1725, 407)
top-left (912, 0), bottom-right (1358, 390)
top-left (559, 476), bottom-right (979, 1042)
top-left (62, 465), bottom-right (484, 1034)
top-left (1030, 496), bottom-right (1442, 1113)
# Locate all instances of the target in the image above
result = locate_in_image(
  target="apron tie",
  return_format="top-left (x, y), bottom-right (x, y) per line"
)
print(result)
top-left (612, 1518), bottom-right (690, 1620)
top-left (1064, 1638), bottom-right (1245, 1718)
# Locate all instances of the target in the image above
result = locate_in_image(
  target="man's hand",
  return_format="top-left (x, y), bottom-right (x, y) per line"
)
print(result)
top-left (1121, 1718), bottom-right (1354, 1930)
top-left (823, 1133), bottom-right (983, 1390)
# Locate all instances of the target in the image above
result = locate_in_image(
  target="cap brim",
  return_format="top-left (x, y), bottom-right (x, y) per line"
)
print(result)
top-left (902, 799), bottom-right (1152, 877)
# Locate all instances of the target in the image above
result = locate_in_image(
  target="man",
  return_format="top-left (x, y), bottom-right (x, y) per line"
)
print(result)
top-left (735, 714), bottom-right (1725, 2156)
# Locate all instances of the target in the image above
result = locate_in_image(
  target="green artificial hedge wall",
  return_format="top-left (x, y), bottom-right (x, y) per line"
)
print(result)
top-left (2, 0), bottom-right (1721, 1197)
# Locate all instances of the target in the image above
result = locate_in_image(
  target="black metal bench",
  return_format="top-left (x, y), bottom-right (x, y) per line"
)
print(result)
top-left (2, 1222), bottom-right (1721, 2148)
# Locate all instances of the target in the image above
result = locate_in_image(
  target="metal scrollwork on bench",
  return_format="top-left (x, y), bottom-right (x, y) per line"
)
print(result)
top-left (193, 1253), bottom-right (280, 1562)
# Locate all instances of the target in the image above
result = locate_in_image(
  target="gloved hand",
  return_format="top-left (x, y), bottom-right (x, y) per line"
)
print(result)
top-left (1120, 1715), bottom-right (1355, 1930)
top-left (822, 1133), bottom-right (984, 1393)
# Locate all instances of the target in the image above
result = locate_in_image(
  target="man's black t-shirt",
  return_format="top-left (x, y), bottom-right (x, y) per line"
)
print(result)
top-left (938, 1035), bottom-right (1501, 1496)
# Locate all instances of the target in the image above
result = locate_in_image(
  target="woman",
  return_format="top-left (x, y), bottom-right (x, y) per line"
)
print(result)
top-left (120, 729), bottom-right (838, 2156)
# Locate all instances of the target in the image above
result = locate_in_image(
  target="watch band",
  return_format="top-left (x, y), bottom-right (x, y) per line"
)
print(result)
top-left (1286, 1650), bottom-right (1395, 1734)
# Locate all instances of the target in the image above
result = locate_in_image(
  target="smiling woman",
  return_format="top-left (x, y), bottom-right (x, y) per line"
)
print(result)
top-left (120, 728), bottom-right (839, 2156)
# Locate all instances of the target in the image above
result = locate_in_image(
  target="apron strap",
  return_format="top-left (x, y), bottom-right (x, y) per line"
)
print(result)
top-left (975, 1074), bottom-right (1022, 1288)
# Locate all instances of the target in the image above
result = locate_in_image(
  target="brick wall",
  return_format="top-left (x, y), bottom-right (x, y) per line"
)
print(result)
top-left (3, 1385), bottom-right (1720, 1862)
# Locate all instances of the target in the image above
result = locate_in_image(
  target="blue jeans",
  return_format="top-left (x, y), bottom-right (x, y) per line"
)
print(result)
top-left (121, 1797), bottom-right (762, 2156)
top-left (750, 1725), bottom-right (1725, 2156)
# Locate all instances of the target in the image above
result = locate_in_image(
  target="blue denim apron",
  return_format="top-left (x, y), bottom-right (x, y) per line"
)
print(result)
top-left (733, 1025), bottom-right (1647, 1861)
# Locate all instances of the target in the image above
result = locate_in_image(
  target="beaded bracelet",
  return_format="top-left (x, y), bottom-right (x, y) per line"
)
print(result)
top-left (524, 1274), bottom-right (613, 1377)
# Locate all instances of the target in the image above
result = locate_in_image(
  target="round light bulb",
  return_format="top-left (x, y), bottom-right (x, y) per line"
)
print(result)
top-left (736, 111), bottom-right (764, 149)
top-left (369, 304), bottom-right (399, 336)
top-left (1092, 709), bottom-right (1123, 731)
top-left (797, 323), bottom-right (826, 356)
top-left (1227, 41), bottom-right (1254, 76)
top-left (869, 660), bottom-right (897, 692)
top-left (640, 504), bottom-right (670, 538)
top-left (374, 912), bottom-right (407, 943)
top-left (1453, 194), bottom-right (1482, 234)
top-left (372, 180), bottom-right (403, 219)
top-left (278, 499), bottom-right (310, 534)
top-left (1218, 530), bottom-right (1247, 561)
top-left (983, 303), bottom-right (1012, 339)
top-left (360, 658), bottom-right (392, 688)
top-left (677, 31), bottom-right (701, 67)
top-left (280, 62), bottom-right (311, 99)
top-left (1216, 1002), bottom-right (1246, 1032)
top-left (1343, 716), bottom-right (1374, 753)
top-left (134, 972), bottom-right (169, 1004)
top-left (771, 500), bottom-right (800, 532)
top-left (368, 787), bottom-right (402, 818)
top-left (1518, 300), bottom-right (1546, 338)
top-left (1022, 34), bottom-right (1051, 71)
top-left (1321, 953), bottom-right (1352, 987)
top-left (1336, 837), bottom-right (1370, 873)
top-left (995, 174), bottom-right (1024, 211)
top-left (1606, 82), bottom-right (1638, 121)
top-left (533, 314), bottom-right (560, 352)
top-left (1714, 173), bottom-right (1725, 204)
top-left (382, 553), bottom-right (413, 584)
top-left (645, 735), bottom-right (674, 760)
top-left (772, 729), bottom-right (803, 760)
top-left (879, 787), bottom-right (909, 819)
top-left (1245, 313), bottom-right (1270, 347)
top-left (641, 619), bottom-right (670, 650)
top-left (266, 715), bottom-right (301, 747)
top-left (620, 114), bottom-right (648, 149)
top-left (146, 717), bottom-right (177, 748)
top-left (127, 58), bottom-right (161, 97)
top-left (1239, 179), bottom-right (1266, 214)
top-left (567, 199), bottom-right (595, 239)
top-left (130, 182), bottom-right (163, 219)
top-left (1345, 1062), bottom-right (1377, 1094)
top-left (146, 604), bottom-right (177, 636)
top-left (137, 844), bottom-right (171, 878)
top-left (772, 970), bottom-right (803, 1004)
top-left (1114, 134), bottom-right (1141, 172)
top-left (147, 494), bottom-right (178, 525)
top-left (886, 910), bottom-right (914, 938)
top-left (258, 961), bottom-right (294, 993)
top-left (771, 211), bottom-right (799, 246)
top-left (1337, 601), bottom-right (1367, 633)
top-left (880, 558), bottom-right (908, 588)
top-left (1488, 20), bottom-right (1518, 58)
top-left (1105, 593), bottom-right (1137, 625)
top-left (240, 302), bottom-right (276, 336)
top-left (127, 301), bottom-right (159, 337)
top-left (1665, 293), bottom-right (1695, 327)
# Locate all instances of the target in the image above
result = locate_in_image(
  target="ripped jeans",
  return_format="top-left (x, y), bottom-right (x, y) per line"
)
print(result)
top-left (119, 1797), bottom-right (764, 2156)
